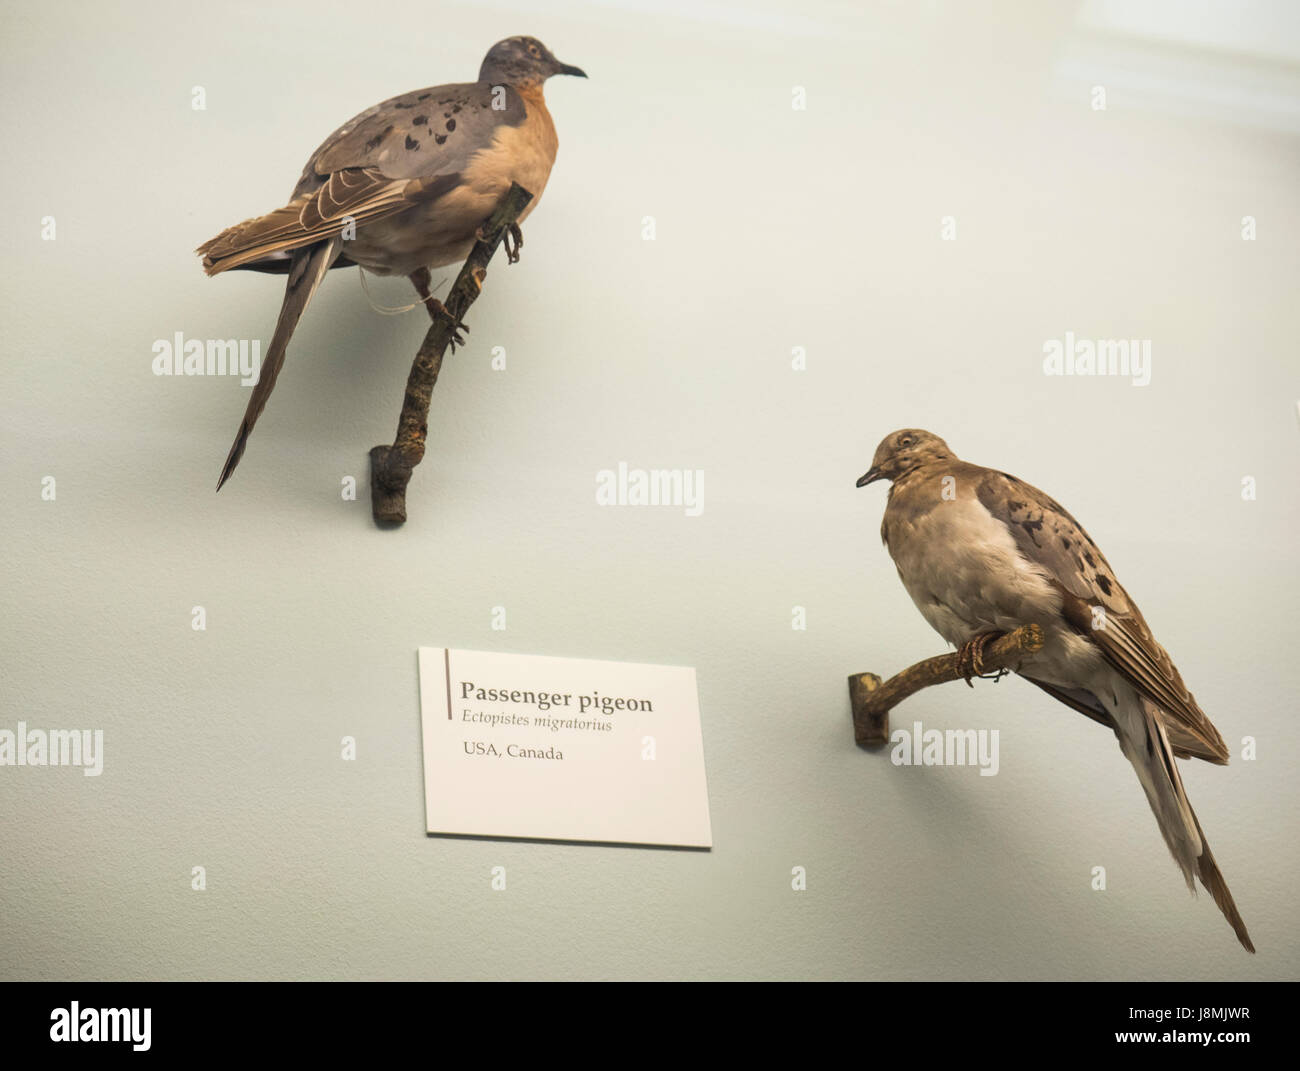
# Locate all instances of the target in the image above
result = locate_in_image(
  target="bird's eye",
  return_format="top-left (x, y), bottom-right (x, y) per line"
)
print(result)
top-left (899, 436), bottom-right (914, 447)
top-left (528, 44), bottom-right (539, 55)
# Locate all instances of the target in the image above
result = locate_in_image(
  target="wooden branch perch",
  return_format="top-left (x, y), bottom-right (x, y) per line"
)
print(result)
top-left (369, 182), bottom-right (534, 526)
top-left (847, 624), bottom-right (1044, 750)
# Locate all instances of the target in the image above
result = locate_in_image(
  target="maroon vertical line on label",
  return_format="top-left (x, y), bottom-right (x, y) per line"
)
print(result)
top-left (444, 648), bottom-right (452, 720)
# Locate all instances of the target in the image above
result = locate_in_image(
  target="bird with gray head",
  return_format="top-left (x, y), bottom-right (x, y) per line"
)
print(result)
top-left (197, 35), bottom-right (587, 490)
top-left (858, 428), bottom-right (1253, 952)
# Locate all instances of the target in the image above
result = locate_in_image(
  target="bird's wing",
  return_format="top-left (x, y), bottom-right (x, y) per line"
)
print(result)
top-left (974, 468), bottom-right (1229, 764)
top-left (1022, 674), bottom-right (1214, 763)
top-left (197, 167), bottom-right (446, 274)
top-left (296, 80), bottom-right (526, 188)
top-left (198, 81), bottom-right (527, 274)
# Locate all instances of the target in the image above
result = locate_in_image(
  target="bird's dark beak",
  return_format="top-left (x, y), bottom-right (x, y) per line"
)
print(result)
top-left (856, 467), bottom-right (883, 488)
top-left (556, 63), bottom-right (587, 78)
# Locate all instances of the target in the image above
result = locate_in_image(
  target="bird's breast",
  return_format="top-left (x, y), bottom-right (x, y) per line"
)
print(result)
top-left (884, 486), bottom-right (1063, 647)
top-left (460, 85), bottom-right (559, 223)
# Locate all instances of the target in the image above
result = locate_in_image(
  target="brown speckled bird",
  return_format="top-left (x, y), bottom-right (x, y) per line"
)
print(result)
top-left (197, 36), bottom-right (586, 489)
top-left (858, 429), bottom-right (1253, 952)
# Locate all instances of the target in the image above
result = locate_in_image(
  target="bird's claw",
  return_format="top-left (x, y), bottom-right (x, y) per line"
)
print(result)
top-left (473, 222), bottom-right (521, 263)
top-left (428, 299), bottom-right (469, 350)
top-left (503, 223), bottom-right (523, 264)
top-left (957, 632), bottom-right (1005, 687)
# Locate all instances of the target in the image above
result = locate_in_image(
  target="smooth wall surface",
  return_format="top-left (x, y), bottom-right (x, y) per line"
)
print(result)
top-left (2, 0), bottom-right (1297, 980)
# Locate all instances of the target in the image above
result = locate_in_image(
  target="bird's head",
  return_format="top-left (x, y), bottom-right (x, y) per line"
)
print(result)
top-left (479, 37), bottom-right (587, 87)
top-left (857, 429), bottom-right (954, 487)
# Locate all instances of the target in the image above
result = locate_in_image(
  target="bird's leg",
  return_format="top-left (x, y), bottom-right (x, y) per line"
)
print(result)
top-left (409, 266), bottom-right (435, 314)
top-left (957, 632), bottom-right (1008, 687)
top-left (409, 267), bottom-right (469, 349)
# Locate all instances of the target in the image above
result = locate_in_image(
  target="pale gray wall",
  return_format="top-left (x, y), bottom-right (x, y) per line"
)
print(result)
top-left (2, 0), bottom-right (1297, 980)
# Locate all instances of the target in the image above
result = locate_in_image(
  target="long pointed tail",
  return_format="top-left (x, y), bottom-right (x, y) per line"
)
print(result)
top-left (216, 236), bottom-right (343, 490)
top-left (1117, 699), bottom-right (1254, 952)
top-left (1190, 809), bottom-right (1255, 953)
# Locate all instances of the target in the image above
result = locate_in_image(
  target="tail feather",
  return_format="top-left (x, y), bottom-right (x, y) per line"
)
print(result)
top-left (216, 236), bottom-right (343, 491)
top-left (1192, 811), bottom-right (1255, 953)
top-left (1117, 698), bottom-right (1254, 952)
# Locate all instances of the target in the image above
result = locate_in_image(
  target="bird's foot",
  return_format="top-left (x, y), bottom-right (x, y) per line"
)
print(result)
top-left (475, 222), bottom-right (523, 264)
top-left (503, 223), bottom-right (523, 264)
top-left (427, 299), bottom-right (469, 350)
top-left (957, 632), bottom-right (1006, 687)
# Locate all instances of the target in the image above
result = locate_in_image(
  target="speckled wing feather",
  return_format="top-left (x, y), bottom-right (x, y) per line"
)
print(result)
top-left (298, 81), bottom-right (525, 188)
top-left (975, 469), bottom-right (1229, 764)
top-left (197, 168), bottom-right (433, 273)
top-left (198, 82), bottom-right (526, 275)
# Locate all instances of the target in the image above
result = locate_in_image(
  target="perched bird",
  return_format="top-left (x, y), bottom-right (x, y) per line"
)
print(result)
top-left (857, 429), bottom-right (1253, 952)
top-left (197, 36), bottom-right (586, 489)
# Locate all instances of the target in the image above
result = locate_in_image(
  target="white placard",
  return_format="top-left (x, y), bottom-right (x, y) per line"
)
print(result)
top-left (417, 648), bottom-right (713, 848)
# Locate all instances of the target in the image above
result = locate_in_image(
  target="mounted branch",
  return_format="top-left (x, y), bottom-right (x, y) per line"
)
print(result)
top-left (847, 624), bottom-right (1044, 749)
top-left (369, 182), bottom-right (534, 526)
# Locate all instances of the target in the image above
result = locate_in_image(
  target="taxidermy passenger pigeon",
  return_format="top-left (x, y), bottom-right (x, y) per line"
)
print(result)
top-left (197, 36), bottom-right (586, 489)
top-left (857, 429), bottom-right (1253, 952)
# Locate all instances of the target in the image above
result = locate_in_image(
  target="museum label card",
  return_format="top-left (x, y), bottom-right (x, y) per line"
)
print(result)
top-left (417, 648), bottom-right (713, 848)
